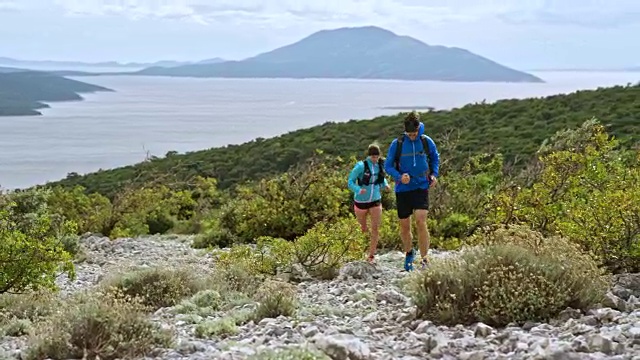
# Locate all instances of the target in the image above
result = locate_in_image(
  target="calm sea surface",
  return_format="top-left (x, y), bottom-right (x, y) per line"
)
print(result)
top-left (0, 71), bottom-right (638, 190)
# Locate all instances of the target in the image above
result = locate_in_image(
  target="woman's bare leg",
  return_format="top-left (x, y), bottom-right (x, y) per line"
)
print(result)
top-left (368, 204), bottom-right (382, 260)
top-left (354, 204), bottom-right (369, 233)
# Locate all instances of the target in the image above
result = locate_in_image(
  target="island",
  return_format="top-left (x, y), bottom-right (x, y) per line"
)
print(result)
top-left (134, 26), bottom-right (543, 83)
top-left (0, 67), bottom-right (113, 116)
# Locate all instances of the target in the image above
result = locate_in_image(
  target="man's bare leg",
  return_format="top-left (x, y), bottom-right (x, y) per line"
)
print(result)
top-left (414, 209), bottom-right (430, 264)
top-left (399, 216), bottom-right (413, 253)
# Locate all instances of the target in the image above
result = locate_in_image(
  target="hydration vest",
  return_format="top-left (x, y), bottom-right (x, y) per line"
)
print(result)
top-left (357, 158), bottom-right (386, 186)
top-left (394, 133), bottom-right (432, 174)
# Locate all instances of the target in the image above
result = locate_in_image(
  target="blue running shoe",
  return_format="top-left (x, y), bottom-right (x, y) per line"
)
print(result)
top-left (404, 249), bottom-right (415, 271)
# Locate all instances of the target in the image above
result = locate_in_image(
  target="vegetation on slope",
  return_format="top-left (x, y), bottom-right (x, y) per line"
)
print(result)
top-left (48, 83), bottom-right (640, 199)
top-left (6, 118), bottom-right (639, 276)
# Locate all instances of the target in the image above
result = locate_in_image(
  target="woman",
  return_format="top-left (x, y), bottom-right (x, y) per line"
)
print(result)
top-left (348, 143), bottom-right (390, 264)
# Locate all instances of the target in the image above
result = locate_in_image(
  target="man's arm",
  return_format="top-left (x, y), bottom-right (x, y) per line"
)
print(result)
top-left (384, 140), bottom-right (402, 182)
top-left (427, 136), bottom-right (440, 177)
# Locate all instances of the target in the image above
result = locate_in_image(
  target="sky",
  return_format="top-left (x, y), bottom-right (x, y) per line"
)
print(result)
top-left (0, 0), bottom-right (638, 70)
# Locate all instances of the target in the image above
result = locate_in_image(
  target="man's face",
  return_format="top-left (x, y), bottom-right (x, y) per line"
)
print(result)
top-left (406, 130), bottom-right (419, 141)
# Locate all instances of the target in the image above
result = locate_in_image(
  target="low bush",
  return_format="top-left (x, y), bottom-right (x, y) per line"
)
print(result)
top-left (280, 217), bottom-right (367, 279)
top-left (194, 317), bottom-right (238, 339)
top-left (0, 291), bottom-right (60, 326)
top-left (476, 225), bottom-right (610, 308)
top-left (247, 347), bottom-right (330, 360)
top-left (24, 289), bottom-right (173, 360)
top-left (213, 244), bottom-right (276, 283)
top-left (100, 266), bottom-right (208, 309)
top-left (406, 226), bottom-right (609, 327)
top-left (216, 217), bottom-right (367, 280)
top-left (0, 291), bottom-right (59, 337)
top-left (252, 279), bottom-right (298, 322)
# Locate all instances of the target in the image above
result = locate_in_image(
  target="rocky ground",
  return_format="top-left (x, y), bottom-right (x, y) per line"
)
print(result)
top-left (1, 235), bottom-right (640, 359)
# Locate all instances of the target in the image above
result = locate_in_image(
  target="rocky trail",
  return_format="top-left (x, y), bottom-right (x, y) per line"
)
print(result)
top-left (1, 235), bottom-right (639, 359)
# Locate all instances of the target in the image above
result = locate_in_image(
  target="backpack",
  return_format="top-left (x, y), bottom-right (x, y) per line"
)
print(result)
top-left (394, 133), bottom-right (432, 173)
top-left (357, 158), bottom-right (386, 186)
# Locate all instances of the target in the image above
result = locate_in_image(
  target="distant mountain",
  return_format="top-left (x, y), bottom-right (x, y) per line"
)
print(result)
top-left (0, 68), bottom-right (113, 116)
top-left (136, 26), bottom-right (543, 83)
top-left (0, 57), bottom-right (226, 70)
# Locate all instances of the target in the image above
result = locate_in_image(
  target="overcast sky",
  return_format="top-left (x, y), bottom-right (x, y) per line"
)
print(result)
top-left (0, 0), bottom-right (638, 70)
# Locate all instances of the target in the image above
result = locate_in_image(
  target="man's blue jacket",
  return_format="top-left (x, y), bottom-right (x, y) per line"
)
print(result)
top-left (384, 122), bottom-right (440, 193)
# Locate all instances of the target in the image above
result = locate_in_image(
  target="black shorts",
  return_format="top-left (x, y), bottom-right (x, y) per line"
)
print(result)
top-left (354, 200), bottom-right (381, 210)
top-left (395, 188), bottom-right (429, 219)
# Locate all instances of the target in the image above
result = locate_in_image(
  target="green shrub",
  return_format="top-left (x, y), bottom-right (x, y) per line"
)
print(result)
top-left (101, 266), bottom-right (207, 309)
top-left (24, 289), bottom-right (172, 360)
top-left (0, 188), bottom-right (76, 294)
top-left (252, 279), bottom-right (298, 322)
top-left (46, 185), bottom-right (111, 235)
top-left (438, 213), bottom-right (474, 240)
top-left (215, 217), bottom-right (367, 280)
top-left (217, 152), bottom-right (353, 243)
top-left (194, 317), bottom-right (238, 339)
top-left (247, 347), bottom-right (330, 360)
top-left (257, 217), bottom-right (367, 279)
top-left (406, 227), bottom-right (608, 327)
top-left (283, 217), bottom-right (367, 279)
top-left (492, 119), bottom-right (640, 273)
top-left (106, 185), bottom-right (195, 238)
top-left (192, 213), bottom-right (238, 249)
top-left (173, 289), bottom-right (253, 318)
top-left (427, 153), bottom-right (504, 244)
top-left (0, 291), bottom-right (60, 326)
top-left (214, 243), bottom-right (278, 278)
top-left (376, 210), bottom-right (402, 251)
top-left (2, 318), bottom-right (32, 337)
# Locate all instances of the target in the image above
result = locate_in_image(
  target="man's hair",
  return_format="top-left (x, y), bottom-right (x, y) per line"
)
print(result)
top-left (403, 111), bottom-right (420, 132)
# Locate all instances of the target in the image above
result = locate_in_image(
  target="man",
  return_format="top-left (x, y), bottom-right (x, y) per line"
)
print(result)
top-left (384, 111), bottom-right (440, 271)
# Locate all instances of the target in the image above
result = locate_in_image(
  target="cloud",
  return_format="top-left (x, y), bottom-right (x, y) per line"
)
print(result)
top-left (0, 0), bottom-right (19, 12)
top-left (49, 0), bottom-right (507, 26)
top-left (496, 0), bottom-right (640, 28)
top-left (49, 0), bottom-right (640, 30)
top-left (501, 10), bottom-right (640, 28)
top-left (52, 0), bottom-right (208, 24)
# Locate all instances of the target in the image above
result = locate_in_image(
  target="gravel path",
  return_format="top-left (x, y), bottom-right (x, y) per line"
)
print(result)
top-left (1, 235), bottom-right (639, 360)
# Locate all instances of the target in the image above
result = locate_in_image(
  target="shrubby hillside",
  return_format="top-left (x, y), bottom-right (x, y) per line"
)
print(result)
top-left (1, 85), bottom-right (639, 358)
top-left (12, 117), bottom-right (638, 273)
top-left (48, 83), bottom-right (640, 198)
